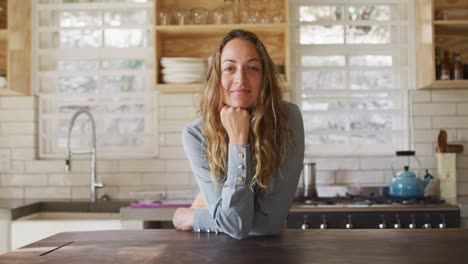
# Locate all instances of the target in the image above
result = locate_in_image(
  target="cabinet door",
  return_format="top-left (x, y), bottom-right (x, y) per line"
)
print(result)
top-left (154, 0), bottom-right (288, 93)
top-left (7, 0), bottom-right (31, 95)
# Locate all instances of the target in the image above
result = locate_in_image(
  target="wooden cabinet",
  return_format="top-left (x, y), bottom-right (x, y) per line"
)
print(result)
top-left (416, 0), bottom-right (468, 89)
top-left (0, 0), bottom-right (31, 96)
top-left (154, 0), bottom-right (288, 93)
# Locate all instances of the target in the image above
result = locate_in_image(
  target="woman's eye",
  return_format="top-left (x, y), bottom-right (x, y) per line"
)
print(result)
top-left (224, 66), bottom-right (234, 72)
top-left (248, 66), bottom-right (260, 72)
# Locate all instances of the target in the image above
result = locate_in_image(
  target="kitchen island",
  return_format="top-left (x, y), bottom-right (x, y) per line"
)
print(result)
top-left (1, 229), bottom-right (468, 264)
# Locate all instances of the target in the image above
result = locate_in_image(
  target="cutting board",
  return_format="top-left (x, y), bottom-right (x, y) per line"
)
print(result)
top-left (436, 153), bottom-right (457, 200)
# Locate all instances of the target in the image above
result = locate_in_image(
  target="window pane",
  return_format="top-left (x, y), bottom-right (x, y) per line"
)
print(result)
top-left (102, 75), bottom-right (146, 92)
top-left (300, 25), bottom-right (344, 44)
top-left (350, 113), bottom-right (392, 130)
top-left (346, 25), bottom-right (390, 44)
top-left (102, 59), bottom-right (145, 70)
top-left (306, 134), bottom-right (347, 145)
top-left (350, 133), bottom-right (391, 144)
top-left (303, 114), bottom-right (346, 131)
top-left (105, 29), bottom-right (148, 48)
top-left (350, 100), bottom-right (394, 111)
top-left (58, 60), bottom-right (99, 71)
top-left (347, 6), bottom-right (390, 21)
top-left (104, 10), bottom-right (149, 26)
top-left (349, 71), bottom-right (392, 89)
top-left (349, 55), bottom-right (392, 67)
top-left (301, 71), bottom-right (346, 90)
top-left (299, 6), bottom-right (342, 22)
top-left (58, 76), bottom-right (98, 94)
top-left (104, 118), bottom-right (145, 135)
top-left (301, 56), bottom-right (345, 67)
top-left (302, 100), bottom-right (346, 111)
top-left (59, 10), bottom-right (102, 27)
top-left (51, 30), bottom-right (101, 48)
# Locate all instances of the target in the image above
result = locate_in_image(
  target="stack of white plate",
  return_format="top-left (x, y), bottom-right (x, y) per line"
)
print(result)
top-left (160, 57), bottom-right (206, 84)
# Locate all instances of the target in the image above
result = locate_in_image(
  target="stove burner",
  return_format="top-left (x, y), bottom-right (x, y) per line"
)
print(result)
top-left (299, 195), bottom-right (446, 206)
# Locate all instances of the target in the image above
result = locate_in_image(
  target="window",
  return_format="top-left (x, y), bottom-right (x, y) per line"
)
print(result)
top-left (289, 0), bottom-right (414, 156)
top-left (33, 0), bottom-right (156, 158)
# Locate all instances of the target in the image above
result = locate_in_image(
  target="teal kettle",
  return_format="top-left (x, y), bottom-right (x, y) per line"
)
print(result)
top-left (388, 151), bottom-right (433, 199)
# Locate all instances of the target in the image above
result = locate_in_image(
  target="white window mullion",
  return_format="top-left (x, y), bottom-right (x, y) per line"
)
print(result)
top-left (34, 0), bottom-right (156, 159)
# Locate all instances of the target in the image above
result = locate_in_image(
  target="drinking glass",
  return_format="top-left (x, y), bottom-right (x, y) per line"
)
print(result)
top-left (175, 9), bottom-right (190, 25)
top-left (191, 8), bottom-right (209, 24)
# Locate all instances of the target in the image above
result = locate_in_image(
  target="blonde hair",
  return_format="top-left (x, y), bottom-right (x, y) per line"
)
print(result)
top-left (200, 29), bottom-right (291, 204)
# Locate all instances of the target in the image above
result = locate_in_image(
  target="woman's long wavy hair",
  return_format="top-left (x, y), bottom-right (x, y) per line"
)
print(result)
top-left (200, 29), bottom-right (291, 203)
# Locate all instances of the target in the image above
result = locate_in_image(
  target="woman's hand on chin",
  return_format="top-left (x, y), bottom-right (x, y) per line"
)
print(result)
top-left (172, 208), bottom-right (195, 231)
top-left (220, 105), bottom-right (250, 146)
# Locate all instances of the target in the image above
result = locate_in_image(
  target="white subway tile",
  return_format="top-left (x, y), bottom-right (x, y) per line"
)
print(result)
top-left (159, 120), bottom-right (187, 133)
top-left (433, 116), bottom-right (468, 129)
top-left (410, 156), bottom-right (436, 169)
top-left (8, 136), bottom-right (36, 148)
top-left (5, 161), bottom-right (25, 173)
top-left (158, 94), bottom-right (195, 106)
top-left (119, 159), bottom-right (166, 172)
top-left (413, 117), bottom-right (431, 129)
top-left (142, 172), bottom-right (191, 185)
top-left (0, 97), bottom-right (35, 109)
top-left (316, 171), bottom-right (336, 184)
top-left (161, 133), bottom-right (183, 146)
top-left (455, 129), bottom-right (468, 142)
top-left (312, 158), bottom-right (360, 170)
top-left (0, 187), bottom-right (24, 199)
top-left (456, 103), bottom-right (468, 115)
top-left (162, 106), bottom-right (197, 120)
top-left (360, 157), bottom-right (392, 170)
top-left (166, 159), bottom-right (191, 172)
top-left (432, 90), bottom-right (468, 102)
top-left (24, 187), bottom-right (71, 199)
top-left (2, 174), bottom-right (48, 186)
top-left (0, 149), bottom-right (11, 172)
top-left (457, 169), bottom-right (468, 182)
top-left (0, 110), bottom-right (35, 122)
top-left (413, 130), bottom-right (438, 143)
top-left (71, 187), bottom-right (89, 200)
top-left (25, 160), bottom-right (64, 173)
top-left (457, 156), bottom-right (468, 169)
top-left (11, 148), bottom-right (36, 161)
top-left (48, 174), bottom-right (72, 186)
top-left (457, 183), bottom-right (468, 195)
top-left (69, 160), bottom-right (119, 173)
top-left (101, 173), bottom-right (142, 186)
top-left (336, 170), bottom-right (384, 184)
top-left (411, 90), bottom-right (431, 103)
top-left (413, 103), bottom-right (456, 116)
top-left (158, 146), bottom-right (186, 159)
top-left (1, 123), bottom-right (36, 135)
top-left (69, 173), bottom-right (90, 186)
top-left (414, 143), bottom-right (435, 156)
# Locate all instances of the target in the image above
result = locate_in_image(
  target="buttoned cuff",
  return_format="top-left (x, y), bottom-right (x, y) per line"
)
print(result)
top-left (193, 208), bottom-right (219, 233)
top-left (226, 144), bottom-right (251, 188)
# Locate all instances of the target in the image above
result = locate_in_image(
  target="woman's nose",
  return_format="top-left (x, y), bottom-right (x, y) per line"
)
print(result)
top-left (234, 68), bottom-right (246, 84)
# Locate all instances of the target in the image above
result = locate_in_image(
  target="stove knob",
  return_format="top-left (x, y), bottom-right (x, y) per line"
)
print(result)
top-left (345, 215), bottom-right (353, 229)
top-left (409, 214), bottom-right (416, 229)
top-left (393, 223), bottom-right (402, 229)
top-left (301, 223), bottom-right (309, 230)
top-left (423, 223), bottom-right (432, 229)
top-left (379, 215), bottom-right (387, 229)
top-left (320, 223), bottom-right (328, 229)
top-left (439, 214), bottom-right (446, 229)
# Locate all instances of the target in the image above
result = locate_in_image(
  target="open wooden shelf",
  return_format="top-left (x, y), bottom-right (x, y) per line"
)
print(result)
top-left (420, 80), bottom-right (468, 90)
top-left (155, 23), bottom-right (286, 37)
top-left (156, 83), bottom-right (203, 93)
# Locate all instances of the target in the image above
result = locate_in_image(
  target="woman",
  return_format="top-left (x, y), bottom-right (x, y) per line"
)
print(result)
top-left (173, 29), bottom-right (304, 239)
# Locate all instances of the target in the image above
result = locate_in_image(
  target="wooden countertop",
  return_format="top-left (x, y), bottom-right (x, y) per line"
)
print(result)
top-left (1, 229), bottom-right (468, 264)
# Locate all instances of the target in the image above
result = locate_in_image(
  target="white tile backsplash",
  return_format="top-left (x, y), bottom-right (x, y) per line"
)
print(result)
top-left (2, 89), bottom-right (468, 200)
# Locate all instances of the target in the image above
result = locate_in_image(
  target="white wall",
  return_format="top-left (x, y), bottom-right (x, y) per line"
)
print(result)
top-left (1, 89), bottom-right (468, 200)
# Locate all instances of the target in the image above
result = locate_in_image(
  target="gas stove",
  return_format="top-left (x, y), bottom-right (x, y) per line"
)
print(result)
top-left (287, 195), bottom-right (460, 229)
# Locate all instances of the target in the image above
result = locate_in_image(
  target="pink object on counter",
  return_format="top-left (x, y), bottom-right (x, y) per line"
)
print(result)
top-left (130, 202), bottom-right (191, 208)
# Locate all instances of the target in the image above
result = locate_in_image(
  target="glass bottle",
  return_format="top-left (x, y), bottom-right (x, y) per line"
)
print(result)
top-left (453, 52), bottom-right (463, 80)
top-left (440, 50), bottom-right (451, 80)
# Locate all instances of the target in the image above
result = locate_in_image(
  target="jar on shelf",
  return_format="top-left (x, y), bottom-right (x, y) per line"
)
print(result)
top-left (453, 52), bottom-right (463, 80)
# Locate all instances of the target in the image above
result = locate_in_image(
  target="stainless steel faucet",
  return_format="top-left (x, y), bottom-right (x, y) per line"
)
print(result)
top-left (65, 109), bottom-right (103, 202)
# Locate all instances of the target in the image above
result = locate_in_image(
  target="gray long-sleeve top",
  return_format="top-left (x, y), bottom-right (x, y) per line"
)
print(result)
top-left (182, 101), bottom-right (304, 239)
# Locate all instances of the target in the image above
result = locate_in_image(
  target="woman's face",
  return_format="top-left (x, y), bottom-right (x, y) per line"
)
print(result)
top-left (220, 38), bottom-right (262, 109)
